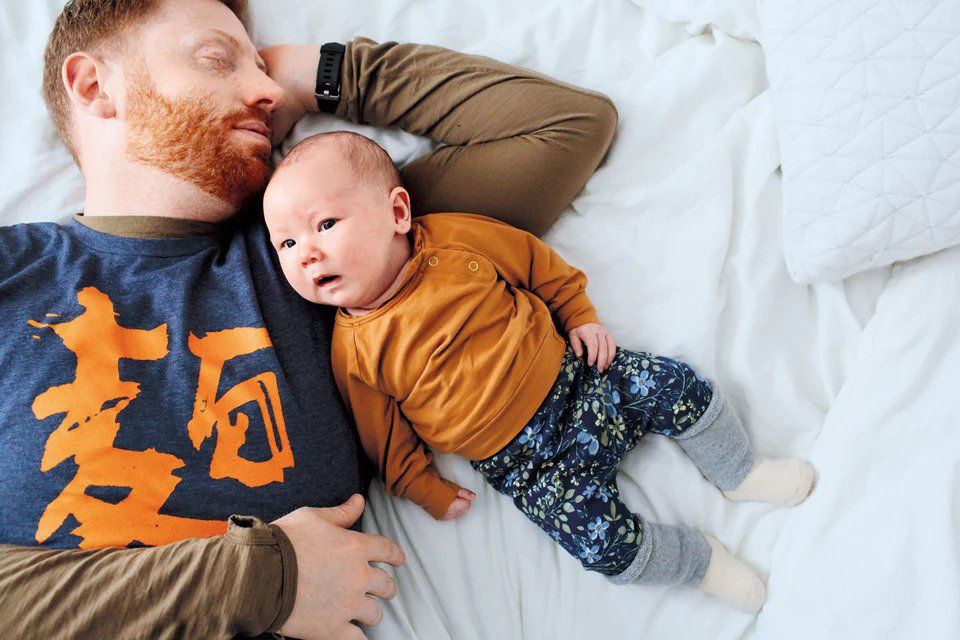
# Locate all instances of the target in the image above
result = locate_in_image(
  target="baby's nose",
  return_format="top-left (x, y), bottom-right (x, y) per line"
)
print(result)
top-left (300, 248), bottom-right (322, 266)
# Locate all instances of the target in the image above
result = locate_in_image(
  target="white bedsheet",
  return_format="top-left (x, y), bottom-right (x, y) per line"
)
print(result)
top-left (5, 1), bottom-right (950, 639)
top-left (755, 243), bottom-right (960, 639)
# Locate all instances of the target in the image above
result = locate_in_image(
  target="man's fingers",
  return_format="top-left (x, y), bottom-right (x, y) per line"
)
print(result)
top-left (352, 595), bottom-right (384, 627)
top-left (363, 533), bottom-right (406, 567)
top-left (314, 494), bottom-right (365, 528)
top-left (365, 566), bottom-right (398, 600)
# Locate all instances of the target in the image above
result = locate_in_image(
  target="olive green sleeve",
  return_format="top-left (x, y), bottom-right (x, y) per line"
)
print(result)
top-left (0, 516), bottom-right (297, 639)
top-left (337, 37), bottom-right (618, 236)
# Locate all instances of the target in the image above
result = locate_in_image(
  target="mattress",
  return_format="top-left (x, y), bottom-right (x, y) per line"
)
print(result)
top-left (3, 1), bottom-right (953, 639)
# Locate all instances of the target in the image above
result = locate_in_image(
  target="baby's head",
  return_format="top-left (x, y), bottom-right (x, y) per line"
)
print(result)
top-left (264, 131), bottom-right (412, 309)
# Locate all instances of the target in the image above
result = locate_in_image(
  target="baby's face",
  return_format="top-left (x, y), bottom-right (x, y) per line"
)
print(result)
top-left (263, 155), bottom-right (406, 308)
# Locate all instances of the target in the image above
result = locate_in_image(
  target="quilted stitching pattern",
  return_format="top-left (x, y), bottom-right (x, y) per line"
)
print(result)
top-left (760, 0), bottom-right (960, 283)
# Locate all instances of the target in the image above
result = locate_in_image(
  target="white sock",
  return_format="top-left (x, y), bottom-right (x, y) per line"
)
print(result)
top-left (722, 456), bottom-right (815, 506)
top-left (698, 534), bottom-right (766, 613)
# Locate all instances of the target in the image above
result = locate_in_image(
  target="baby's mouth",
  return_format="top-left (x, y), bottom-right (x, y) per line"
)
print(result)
top-left (314, 275), bottom-right (341, 288)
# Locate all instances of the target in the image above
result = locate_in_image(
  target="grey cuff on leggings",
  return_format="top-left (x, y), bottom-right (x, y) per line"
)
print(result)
top-left (608, 521), bottom-right (711, 587)
top-left (674, 387), bottom-right (756, 491)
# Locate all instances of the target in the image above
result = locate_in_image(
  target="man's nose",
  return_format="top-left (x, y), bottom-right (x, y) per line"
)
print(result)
top-left (244, 69), bottom-right (285, 114)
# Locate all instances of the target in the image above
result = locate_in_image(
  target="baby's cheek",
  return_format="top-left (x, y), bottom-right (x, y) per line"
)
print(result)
top-left (279, 260), bottom-right (304, 293)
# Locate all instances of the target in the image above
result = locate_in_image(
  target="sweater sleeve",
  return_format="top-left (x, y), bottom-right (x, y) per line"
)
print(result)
top-left (337, 37), bottom-right (617, 237)
top-left (0, 516), bottom-right (297, 639)
top-left (332, 335), bottom-right (460, 520)
top-left (441, 214), bottom-right (600, 332)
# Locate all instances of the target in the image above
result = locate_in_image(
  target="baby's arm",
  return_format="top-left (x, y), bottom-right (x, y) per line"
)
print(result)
top-left (446, 214), bottom-right (599, 328)
top-left (441, 215), bottom-right (616, 369)
top-left (568, 322), bottom-right (617, 373)
top-left (333, 365), bottom-right (462, 520)
top-left (485, 216), bottom-right (618, 370)
top-left (440, 488), bottom-right (477, 521)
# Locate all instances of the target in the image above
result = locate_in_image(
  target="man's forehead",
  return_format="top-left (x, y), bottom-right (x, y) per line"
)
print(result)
top-left (145, 0), bottom-right (253, 50)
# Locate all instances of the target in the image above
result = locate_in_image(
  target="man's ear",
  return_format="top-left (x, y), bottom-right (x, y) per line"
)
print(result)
top-left (390, 187), bottom-right (412, 233)
top-left (62, 52), bottom-right (116, 119)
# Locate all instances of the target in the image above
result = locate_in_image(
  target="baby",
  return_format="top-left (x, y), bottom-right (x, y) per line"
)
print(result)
top-left (263, 131), bottom-right (815, 613)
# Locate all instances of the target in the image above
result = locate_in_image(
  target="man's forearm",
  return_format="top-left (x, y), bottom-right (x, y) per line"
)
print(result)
top-left (339, 37), bottom-right (617, 235)
top-left (270, 37), bottom-right (617, 235)
top-left (0, 516), bottom-right (295, 639)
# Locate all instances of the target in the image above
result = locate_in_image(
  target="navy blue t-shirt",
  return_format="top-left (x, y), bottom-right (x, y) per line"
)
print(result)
top-left (0, 215), bottom-right (363, 550)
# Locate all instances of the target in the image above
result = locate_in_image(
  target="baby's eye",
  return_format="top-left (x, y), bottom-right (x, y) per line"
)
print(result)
top-left (319, 219), bottom-right (337, 231)
top-left (280, 239), bottom-right (296, 249)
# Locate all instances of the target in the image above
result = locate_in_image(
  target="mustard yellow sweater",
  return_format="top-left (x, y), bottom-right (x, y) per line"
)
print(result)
top-left (331, 214), bottom-right (598, 519)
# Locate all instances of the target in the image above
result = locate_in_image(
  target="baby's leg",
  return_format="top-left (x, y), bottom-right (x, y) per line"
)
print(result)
top-left (475, 452), bottom-right (765, 611)
top-left (670, 388), bottom-right (815, 504)
top-left (471, 346), bottom-right (764, 610)
top-left (609, 349), bottom-right (814, 504)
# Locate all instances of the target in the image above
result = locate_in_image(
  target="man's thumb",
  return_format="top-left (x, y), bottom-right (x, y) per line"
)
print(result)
top-left (317, 494), bottom-right (365, 527)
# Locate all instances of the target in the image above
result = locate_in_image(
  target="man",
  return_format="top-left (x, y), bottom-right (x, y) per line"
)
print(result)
top-left (0, 0), bottom-right (617, 637)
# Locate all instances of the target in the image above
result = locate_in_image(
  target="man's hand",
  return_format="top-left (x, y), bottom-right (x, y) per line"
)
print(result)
top-left (439, 488), bottom-right (476, 521)
top-left (568, 322), bottom-right (617, 373)
top-left (272, 495), bottom-right (405, 640)
top-left (259, 45), bottom-right (324, 144)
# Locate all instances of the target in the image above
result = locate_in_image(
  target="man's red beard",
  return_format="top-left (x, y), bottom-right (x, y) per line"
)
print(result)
top-left (124, 76), bottom-right (271, 206)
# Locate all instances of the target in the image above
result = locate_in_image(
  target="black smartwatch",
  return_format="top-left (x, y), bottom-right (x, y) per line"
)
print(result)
top-left (315, 42), bottom-right (345, 114)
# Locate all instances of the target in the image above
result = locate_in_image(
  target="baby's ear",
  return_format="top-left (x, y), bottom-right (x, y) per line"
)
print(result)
top-left (390, 187), bottom-right (412, 232)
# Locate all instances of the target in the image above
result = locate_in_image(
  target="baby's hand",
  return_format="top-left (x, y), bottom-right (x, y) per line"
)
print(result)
top-left (440, 488), bottom-right (476, 520)
top-left (568, 322), bottom-right (617, 372)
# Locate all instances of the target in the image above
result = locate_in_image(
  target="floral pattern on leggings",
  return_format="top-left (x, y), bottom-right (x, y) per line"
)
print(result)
top-left (471, 345), bottom-right (713, 576)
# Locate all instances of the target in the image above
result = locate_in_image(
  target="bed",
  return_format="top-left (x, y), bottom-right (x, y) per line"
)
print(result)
top-left (3, 1), bottom-right (957, 638)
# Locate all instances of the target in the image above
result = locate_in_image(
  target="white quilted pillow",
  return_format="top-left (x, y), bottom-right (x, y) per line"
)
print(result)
top-left (760, 0), bottom-right (960, 283)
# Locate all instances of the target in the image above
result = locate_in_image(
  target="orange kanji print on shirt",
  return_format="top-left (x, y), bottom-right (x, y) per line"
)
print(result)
top-left (186, 328), bottom-right (293, 487)
top-left (28, 286), bottom-right (293, 549)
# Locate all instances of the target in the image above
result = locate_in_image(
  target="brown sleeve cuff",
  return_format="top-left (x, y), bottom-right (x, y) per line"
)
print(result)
top-left (265, 523), bottom-right (298, 632)
top-left (224, 515), bottom-right (297, 635)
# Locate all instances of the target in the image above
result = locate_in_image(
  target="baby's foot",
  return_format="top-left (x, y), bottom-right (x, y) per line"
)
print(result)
top-left (722, 456), bottom-right (815, 506)
top-left (698, 534), bottom-right (766, 613)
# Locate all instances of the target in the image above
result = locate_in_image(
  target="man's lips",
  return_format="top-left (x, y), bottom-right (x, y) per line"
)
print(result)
top-left (233, 121), bottom-right (272, 146)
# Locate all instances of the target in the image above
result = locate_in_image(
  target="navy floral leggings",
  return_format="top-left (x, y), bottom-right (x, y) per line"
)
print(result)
top-left (471, 345), bottom-right (713, 576)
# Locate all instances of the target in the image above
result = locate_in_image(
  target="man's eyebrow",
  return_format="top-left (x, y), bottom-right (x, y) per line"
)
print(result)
top-left (203, 29), bottom-right (268, 72)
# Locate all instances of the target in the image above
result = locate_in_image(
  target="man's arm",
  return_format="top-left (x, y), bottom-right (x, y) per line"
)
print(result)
top-left (0, 517), bottom-right (292, 639)
top-left (263, 37), bottom-right (618, 236)
top-left (0, 505), bottom-right (404, 640)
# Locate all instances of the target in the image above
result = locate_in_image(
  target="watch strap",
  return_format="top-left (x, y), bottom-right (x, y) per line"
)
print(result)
top-left (315, 42), bottom-right (345, 114)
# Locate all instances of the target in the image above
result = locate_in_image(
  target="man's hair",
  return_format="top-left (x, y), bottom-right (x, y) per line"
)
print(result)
top-left (42, 0), bottom-right (247, 163)
top-left (277, 131), bottom-right (404, 196)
